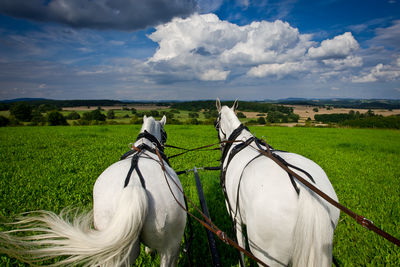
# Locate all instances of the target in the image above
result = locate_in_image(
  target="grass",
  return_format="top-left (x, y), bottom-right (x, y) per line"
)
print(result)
top-left (0, 125), bottom-right (399, 266)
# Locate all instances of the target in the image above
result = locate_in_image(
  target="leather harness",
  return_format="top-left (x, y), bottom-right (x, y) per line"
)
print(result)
top-left (120, 130), bottom-right (169, 189)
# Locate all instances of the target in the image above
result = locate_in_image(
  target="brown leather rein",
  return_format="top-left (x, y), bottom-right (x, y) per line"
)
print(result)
top-left (129, 132), bottom-right (399, 267)
top-left (164, 136), bottom-right (400, 248)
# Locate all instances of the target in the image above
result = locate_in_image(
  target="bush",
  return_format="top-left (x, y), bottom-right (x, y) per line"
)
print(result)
top-left (30, 110), bottom-right (46, 125)
top-left (0, 115), bottom-right (10, 127)
top-left (237, 112), bottom-right (246, 118)
top-left (38, 104), bottom-right (60, 113)
top-left (148, 110), bottom-right (159, 117)
top-left (47, 111), bottom-right (68, 126)
top-left (66, 111), bottom-right (81, 120)
top-left (131, 108), bottom-right (137, 114)
top-left (188, 112), bottom-right (199, 118)
top-left (341, 115), bottom-right (400, 129)
top-left (107, 110), bottom-right (115, 119)
top-left (160, 111), bottom-right (174, 119)
top-left (10, 102), bottom-right (32, 121)
top-left (203, 110), bottom-right (218, 119)
top-left (257, 117), bottom-right (266, 124)
top-left (82, 110), bottom-right (106, 121)
top-left (130, 115), bottom-right (143, 124)
top-left (288, 113), bottom-right (300, 122)
top-left (186, 118), bottom-right (199, 125)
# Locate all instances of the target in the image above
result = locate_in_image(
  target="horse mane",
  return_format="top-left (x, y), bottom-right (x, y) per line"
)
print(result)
top-left (220, 106), bottom-right (241, 134)
top-left (140, 116), bottom-right (162, 142)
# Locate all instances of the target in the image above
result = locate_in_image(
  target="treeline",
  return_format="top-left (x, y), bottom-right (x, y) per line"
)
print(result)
top-left (315, 110), bottom-right (375, 123)
top-left (0, 99), bottom-right (169, 110)
top-left (341, 116), bottom-right (400, 129)
top-left (278, 99), bottom-right (400, 110)
top-left (314, 110), bottom-right (400, 129)
top-left (170, 100), bottom-right (294, 114)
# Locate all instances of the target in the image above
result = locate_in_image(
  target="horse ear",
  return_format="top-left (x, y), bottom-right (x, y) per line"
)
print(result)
top-left (232, 99), bottom-right (238, 111)
top-left (160, 115), bottom-right (166, 126)
top-left (216, 98), bottom-right (222, 112)
top-left (143, 115), bottom-right (147, 121)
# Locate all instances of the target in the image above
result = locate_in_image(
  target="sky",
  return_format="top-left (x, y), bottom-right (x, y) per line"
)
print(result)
top-left (0, 0), bottom-right (399, 101)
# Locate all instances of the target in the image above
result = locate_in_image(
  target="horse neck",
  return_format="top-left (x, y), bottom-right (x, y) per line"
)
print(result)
top-left (222, 109), bottom-right (244, 139)
top-left (136, 120), bottom-right (161, 147)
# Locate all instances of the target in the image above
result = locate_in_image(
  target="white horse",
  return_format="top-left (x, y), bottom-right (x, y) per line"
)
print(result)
top-left (0, 115), bottom-right (186, 267)
top-left (215, 99), bottom-right (340, 267)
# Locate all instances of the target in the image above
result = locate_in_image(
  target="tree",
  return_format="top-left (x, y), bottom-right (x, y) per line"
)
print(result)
top-left (107, 110), bottom-right (115, 119)
top-left (92, 110), bottom-right (106, 121)
top-left (0, 115), bottom-right (10, 127)
top-left (10, 102), bottom-right (32, 121)
top-left (82, 110), bottom-right (106, 121)
top-left (47, 111), bottom-right (68, 126)
top-left (237, 112), bottom-right (246, 118)
top-left (188, 112), bottom-right (199, 118)
top-left (66, 111), bottom-right (81, 120)
top-left (31, 110), bottom-right (46, 125)
top-left (38, 104), bottom-right (59, 113)
top-left (257, 117), bottom-right (266, 124)
top-left (130, 115), bottom-right (143, 124)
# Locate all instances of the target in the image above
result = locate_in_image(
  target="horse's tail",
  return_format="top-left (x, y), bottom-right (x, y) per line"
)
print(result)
top-left (0, 185), bottom-right (148, 267)
top-left (292, 186), bottom-right (334, 267)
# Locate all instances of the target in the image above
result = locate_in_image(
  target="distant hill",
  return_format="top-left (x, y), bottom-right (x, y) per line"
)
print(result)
top-left (1, 98), bottom-right (399, 110)
top-left (274, 98), bottom-right (400, 109)
top-left (0, 99), bottom-right (171, 108)
top-left (1, 98), bottom-right (48, 103)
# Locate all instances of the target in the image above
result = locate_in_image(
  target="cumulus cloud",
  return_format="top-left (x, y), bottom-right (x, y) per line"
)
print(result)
top-left (352, 62), bottom-right (400, 83)
top-left (146, 13), bottom-right (364, 82)
top-left (307, 32), bottom-right (359, 60)
top-left (147, 14), bottom-right (319, 81)
top-left (322, 56), bottom-right (363, 70)
top-left (0, 0), bottom-right (197, 31)
top-left (247, 62), bottom-right (306, 78)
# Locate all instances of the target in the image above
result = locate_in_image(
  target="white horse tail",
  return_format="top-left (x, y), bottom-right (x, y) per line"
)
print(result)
top-left (292, 186), bottom-right (333, 267)
top-left (0, 185), bottom-right (148, 267)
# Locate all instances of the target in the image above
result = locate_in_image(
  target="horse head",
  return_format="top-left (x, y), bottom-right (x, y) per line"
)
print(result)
top-left (140, 115), bottom-right (167, 145)
top-left (215, 98), bottom-right (241, 141)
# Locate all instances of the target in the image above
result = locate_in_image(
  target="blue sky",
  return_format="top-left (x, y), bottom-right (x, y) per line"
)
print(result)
top-left (0, 0), bottom-right (399, 100)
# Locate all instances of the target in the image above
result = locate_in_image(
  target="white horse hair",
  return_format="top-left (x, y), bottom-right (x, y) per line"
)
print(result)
top-left (0, 115), bottom-right (186, 267)
top-left (215, 99), bottom-right (340, 267)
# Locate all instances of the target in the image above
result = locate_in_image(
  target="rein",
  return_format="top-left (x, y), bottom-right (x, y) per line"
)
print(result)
top-left (153, 148), bottom-right (270, 267)
top-left (165, 125), bottom-right (400, 248)
top-left (257, 144), bottom-right (400, 247)
top-left (218, 124), bottom-right (400, 248)
top-left (120, 130), bottom-right (169, 189)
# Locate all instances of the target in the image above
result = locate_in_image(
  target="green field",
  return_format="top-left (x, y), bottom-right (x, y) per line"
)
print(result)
top-left (0, 125), bottom-right (399, 266)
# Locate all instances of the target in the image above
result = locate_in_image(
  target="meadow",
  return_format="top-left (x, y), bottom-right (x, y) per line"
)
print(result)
top-left (0, 125), bottom-right (399, 266)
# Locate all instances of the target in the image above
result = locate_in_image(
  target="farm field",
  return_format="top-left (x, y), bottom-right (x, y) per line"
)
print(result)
top-left (0, 125), bottom-right (399, 266)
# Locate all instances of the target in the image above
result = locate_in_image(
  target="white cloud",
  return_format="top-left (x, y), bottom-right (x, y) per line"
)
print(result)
top-left (144, 14), bottom-right (365, 83)
top-left (322, 56), bottom-right (363, 70)
top-left (247, 62), bottom-right (306, 78)
top-left (352, 62), bottom-right (400, 83)
top-left (147, 13), bottom-right (318, 81)
top-left (198, 69), bottom-right (230, 81)
top-left (307, 32), bottom-right (359, 60)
